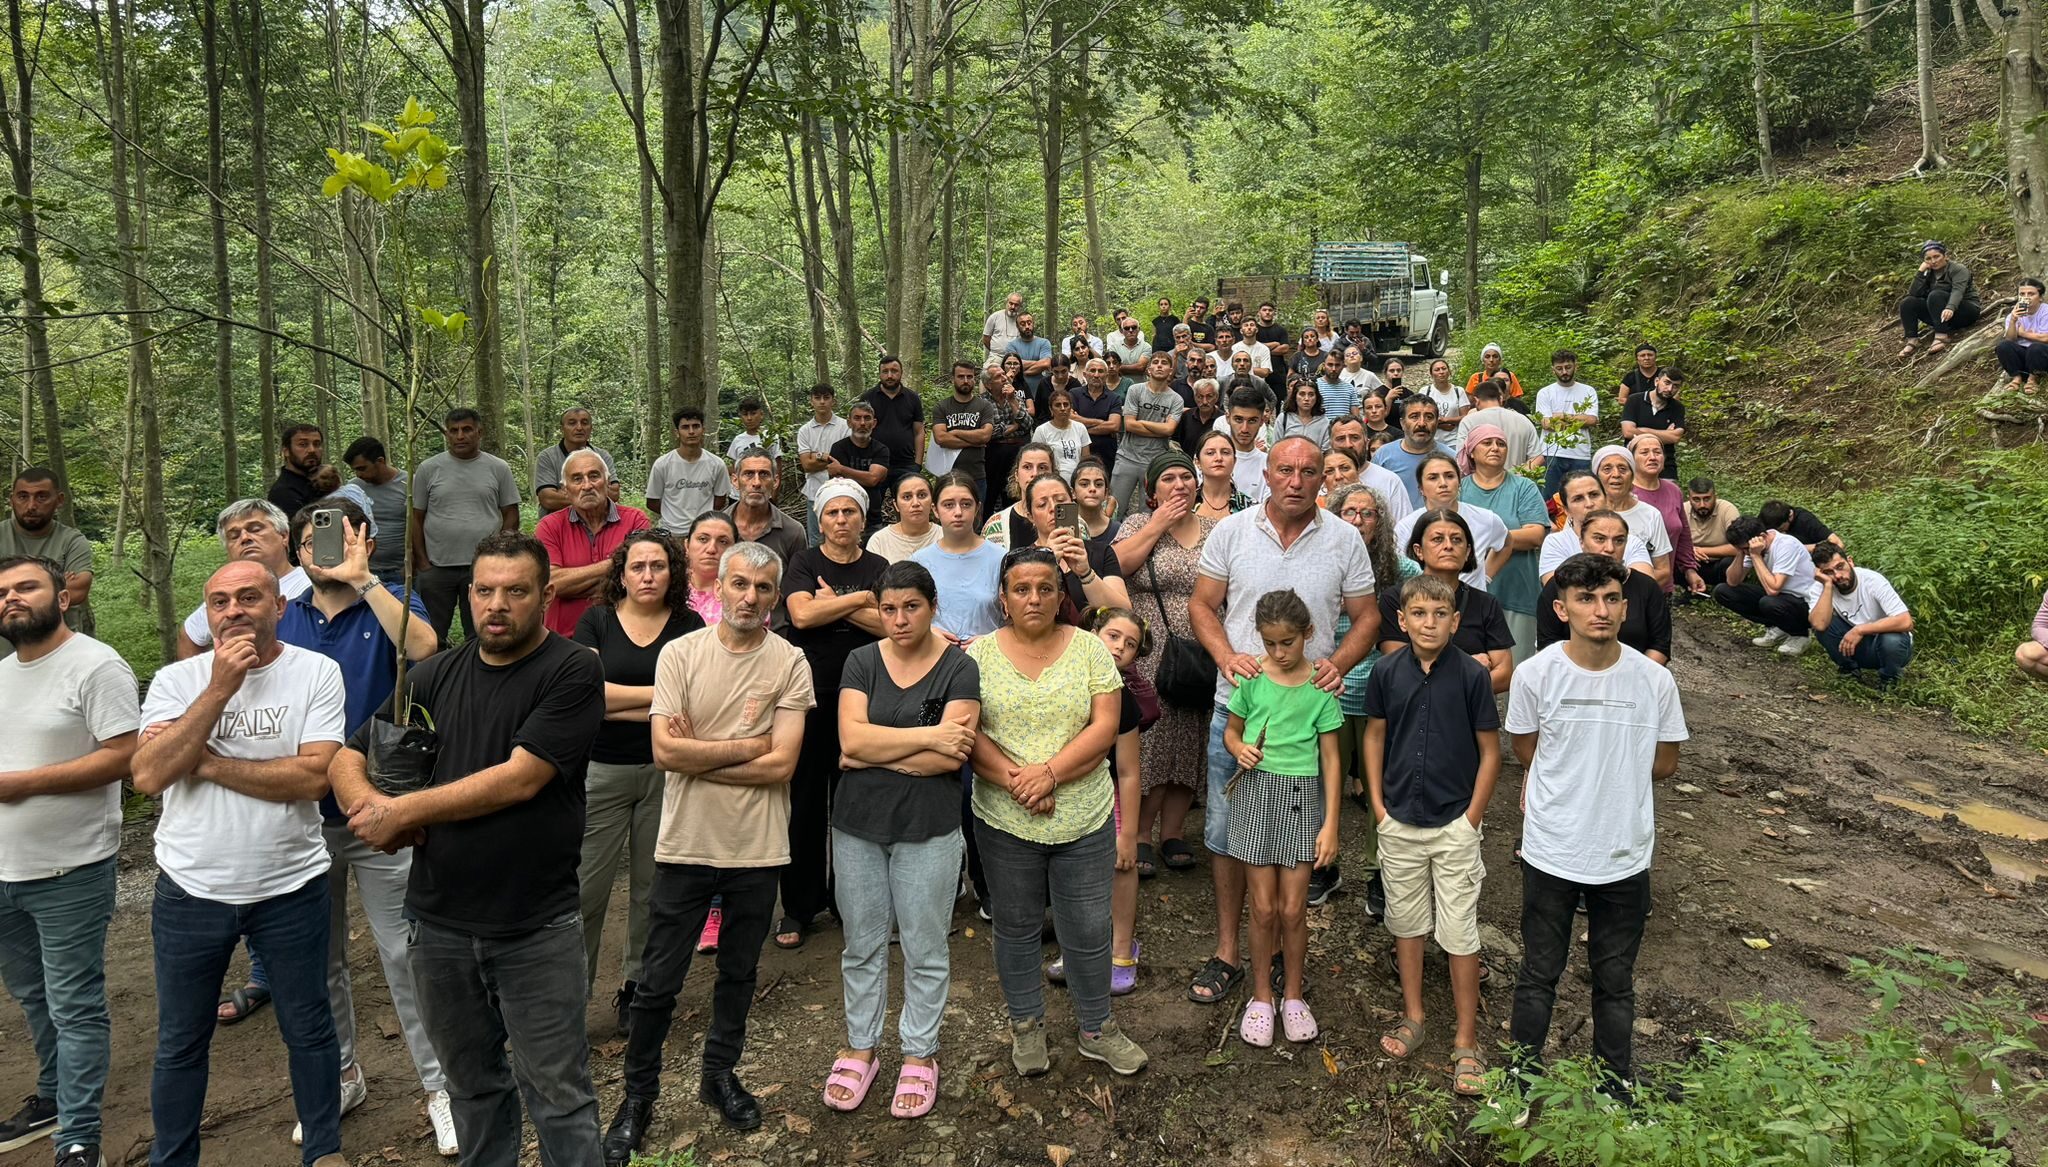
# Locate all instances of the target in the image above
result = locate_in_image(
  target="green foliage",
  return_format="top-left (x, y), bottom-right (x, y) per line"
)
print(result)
top-left (1440, 951), bottom-right (2042, 1165)
top-left (1682, 0), bottom-right (1880, 152)
top-left (91, 536), bottom-right (227, 687)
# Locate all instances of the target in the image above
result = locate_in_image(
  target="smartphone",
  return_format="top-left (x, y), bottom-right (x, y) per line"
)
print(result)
top-left (310, 507), bottom-right (346, 569)
top-left (1054, 501), bottom-right (1082, 542)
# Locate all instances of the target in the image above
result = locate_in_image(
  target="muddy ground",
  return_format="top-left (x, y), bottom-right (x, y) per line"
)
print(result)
top-left (5, 609), bottom-right (2046, 1167)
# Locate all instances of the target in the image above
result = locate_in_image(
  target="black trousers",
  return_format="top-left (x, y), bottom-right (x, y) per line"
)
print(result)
top-left (1712, 579), bottom-right (1810, 638)
top-left (781, 704), bottom-right (840, 926)
top-left (623, 863), bottom-right (780, 1096)
top-left (414, 564), bottom-right (475, 649)
top-left (1996, 339), bottom-right (2048, 377)
top-left (1511, 863), bottom-right (1651, 1085)
top-left (1899, 294), bottom-right (1980, 339)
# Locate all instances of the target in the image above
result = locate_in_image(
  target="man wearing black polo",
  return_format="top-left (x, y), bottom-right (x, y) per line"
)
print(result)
top-left (329, 533), bottom-right (605, 1167)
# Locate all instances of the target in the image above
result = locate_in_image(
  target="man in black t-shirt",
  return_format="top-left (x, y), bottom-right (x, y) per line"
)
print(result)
top-left (1254, 302), bottom-right (1291, 401)
top-left (1757, 498), bottom-right (1841, 551)
top-left (860, 353), bottom-right (924, 490)
top-left (826, 402), bottom-right (893, 525)
top-left (331, 532), bottom-right (605, 1167)
top-left (1617, 343), bottom-right (1659, 407)
top-left (1619, 369), bottom-right (1687, 480)
top-left (1184, 297), bottom-right (1217, 350)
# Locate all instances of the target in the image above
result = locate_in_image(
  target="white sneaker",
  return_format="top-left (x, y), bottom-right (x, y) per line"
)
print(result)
top-left (427, 1090), bottom-right (459, 1158)
top-left (1751, 627), bottom-right (1788, 647)
top-left (292, 1068), bottom-right (368, 1145)
top-left (1776, 635), bottom-right (1811, 657)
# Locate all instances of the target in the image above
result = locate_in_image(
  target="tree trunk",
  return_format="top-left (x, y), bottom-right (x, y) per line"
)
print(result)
top-left (1750, 0), bottom-right (1776, 181)
top-left (311, 283), bottom-right (335, 437)
top-left (330, 0), bottom-right (386, 439)
top-left (496, 87), bottom-right (539, 477)
top-left (656, 0), bottom-right (703, 412)
top-left (1854, 0), bottom-right (1877, 53)
top-left (882, 0), bottom-right (905, 356)
top-left (1916, 0), bottom-right (1949, 173)
top-left (894, 0), bottom-right (938, 384)
top-left (201, 0), bottom-right (241, 495)
top-left (617, 0), bottom-right (663, 455)
top-left (1077, 38), bottom-right (1107, 321)
top-left (1952, 0), bottom-right (1975, 47)
top-left (98, 0), bottom-right (174, 659)
top-left (445, 0), bottom-right (506, 451)
top-left (1981, 0), bottom-right (2048, 274)
top-left (789, 127), bottom-right (831, 386)
top-left (232, 0), bottom-right (277, 459)
top-left (1462, 147), bottom-right (1482, 325)
top-left (937, 51), bottom-right (958, 378)
top-left (1040, 18), bottom-right (1063, 333)
top-left (702, 215), bottom-right (721, 405)
top-left (0, 0), bottom-right (71, 521)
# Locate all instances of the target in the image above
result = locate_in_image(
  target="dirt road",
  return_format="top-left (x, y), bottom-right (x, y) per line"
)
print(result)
top-left (5, 610), bottom-right (2044, 1167)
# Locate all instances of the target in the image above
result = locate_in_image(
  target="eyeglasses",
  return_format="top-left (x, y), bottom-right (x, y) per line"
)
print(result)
top-left (1338, 508), bottom-right (1376, 521)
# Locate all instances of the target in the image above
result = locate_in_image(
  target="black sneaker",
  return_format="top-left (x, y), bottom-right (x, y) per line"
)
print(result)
top-left (1364, 873), bottom-right (1386, 920)
top-left (55, 1144), bottom-right (104, 1167)
top-left (1306, 864), bottom-right (1342, 907)
top-left (0, 1096), bottom-right (56, 1152)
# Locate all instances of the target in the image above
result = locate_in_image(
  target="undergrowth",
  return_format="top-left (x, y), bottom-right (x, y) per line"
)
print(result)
top-left (1402, 949), bottom-right (2046, 1166)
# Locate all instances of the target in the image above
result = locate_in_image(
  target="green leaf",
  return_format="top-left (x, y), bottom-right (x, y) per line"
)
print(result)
top-left (321, 173), bottom-right (349, 198)
top-left (359, 122), bottom-right (394, 141)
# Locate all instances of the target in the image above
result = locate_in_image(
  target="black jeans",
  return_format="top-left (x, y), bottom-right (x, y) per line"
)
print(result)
top-left (1899, 294), bottom-right (1980, 339)
top-left (624, 863), bottom-right (780, 1097)
top-left (414, 564), bottom-right (476, 648)
top-left (407, 913), bottom-right (600, 1167)
top-left (781, 707), bottom-right (840, 926)
top-left (1996, 339), bottom-right (2048, 377)
top-left (1712, 580), bottom-right (1810, 638)
top-left (1510, 862), bottom-right (1651, 1084)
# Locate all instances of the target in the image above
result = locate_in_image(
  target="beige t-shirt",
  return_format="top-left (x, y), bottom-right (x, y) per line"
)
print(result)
top-left (649, 627), bottom-right (816, 867)
top-left (1687, 498), bottom-right (1740, 549)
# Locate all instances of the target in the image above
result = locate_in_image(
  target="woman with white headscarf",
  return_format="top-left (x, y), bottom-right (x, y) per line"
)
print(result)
top-left (1592, 444), bottom-right (1674, 590)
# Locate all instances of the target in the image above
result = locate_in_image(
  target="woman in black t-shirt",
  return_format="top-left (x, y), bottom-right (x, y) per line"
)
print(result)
top-left (572, 530), bottom-right (705, 1025)
top-left (1377, 508), bottom-right (1517, 693)
top-left (1019, 472), bottom-right (1128, 622)
top-left (823, 560), bottom-right (981, 1118)
top-left (779, 481), bottom-right (892, 949)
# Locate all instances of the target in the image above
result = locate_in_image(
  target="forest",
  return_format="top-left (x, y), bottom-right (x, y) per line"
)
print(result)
top-left (0, 0), bottom-right (2041, 665)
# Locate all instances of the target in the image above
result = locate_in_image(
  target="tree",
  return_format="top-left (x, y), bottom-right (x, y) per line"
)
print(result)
top-left (1751, 0), bottom-right (1776, 181)
top-left (229, 0), bottom-right (278, 461)
top-left (0, 0), bottom-right (72, 520)
top-left (198, 0), bottom-right (239, 494)
top-left (1976, 0), bottom-right (2048, 274)
top-left (1914, 0), bottom-right (1947, 174)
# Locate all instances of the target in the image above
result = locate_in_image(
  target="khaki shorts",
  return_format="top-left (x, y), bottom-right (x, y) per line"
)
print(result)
top-left (1376, 814), bottom-right (1485, 956)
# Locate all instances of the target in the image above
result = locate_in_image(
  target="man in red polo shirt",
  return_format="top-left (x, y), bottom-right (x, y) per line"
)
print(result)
top-left (536, 449), bottom-right (651, 635)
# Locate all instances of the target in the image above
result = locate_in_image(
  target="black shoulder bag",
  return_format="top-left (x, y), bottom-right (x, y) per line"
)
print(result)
top-left (1145, 552), bottom-right (1217, 711)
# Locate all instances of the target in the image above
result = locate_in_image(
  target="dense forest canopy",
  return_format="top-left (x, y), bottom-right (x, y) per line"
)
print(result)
top-left (0, 0), bottom-right (2034, 636)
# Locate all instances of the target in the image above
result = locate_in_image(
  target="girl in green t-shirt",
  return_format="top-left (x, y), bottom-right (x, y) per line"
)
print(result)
top-left (1223, 589), bottom-right (1343, 1049)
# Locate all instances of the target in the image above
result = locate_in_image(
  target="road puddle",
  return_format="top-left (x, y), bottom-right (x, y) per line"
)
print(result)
top-left (1981, 845), bottom-right (2048, 885)
top-left (1872, 792), bottom-right (2048, 842)
top-left (1867, 907), bottom-right (2048, 980)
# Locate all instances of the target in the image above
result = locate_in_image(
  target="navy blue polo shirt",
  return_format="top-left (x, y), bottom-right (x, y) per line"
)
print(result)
top-left (1360, 644), bottom-right (1499, 828)
top-left (278, 582), bottom-right (430, 818)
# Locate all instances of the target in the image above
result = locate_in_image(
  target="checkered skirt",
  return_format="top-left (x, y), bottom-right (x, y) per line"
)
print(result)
top-left (1225, 767), bottom-right (1325, 868)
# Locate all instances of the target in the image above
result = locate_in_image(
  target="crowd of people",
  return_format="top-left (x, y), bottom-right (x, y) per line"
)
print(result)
top-left (1, 287), bottom-right (2017, 1167)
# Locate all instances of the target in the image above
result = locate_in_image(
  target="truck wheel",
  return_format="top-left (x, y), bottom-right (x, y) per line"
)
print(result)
top-left (1425, 319), bottom-right (1449, 358)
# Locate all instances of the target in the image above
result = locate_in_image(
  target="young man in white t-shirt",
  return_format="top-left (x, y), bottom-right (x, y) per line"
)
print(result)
top-left (1506, 553), bottom-right (1686, 1105)
top-left (133, 560), bottom-right (350, 1167)
top-left (1534, 350), bottom-right (1599, 502)
top-left (0, 558), bottom-right (140, 1165)
top-left (647, 407), bottom-right (734, 534)
top-left (795, 384), bottom-right (852, 547)
top-left (1807, 543), bottom-right (1915, 686)
top-left (1712, 516), bottom-right (1820, 656)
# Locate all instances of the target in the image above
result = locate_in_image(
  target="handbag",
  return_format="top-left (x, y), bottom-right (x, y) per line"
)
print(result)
top-left (1145, 553), bottom-right (1217, 711)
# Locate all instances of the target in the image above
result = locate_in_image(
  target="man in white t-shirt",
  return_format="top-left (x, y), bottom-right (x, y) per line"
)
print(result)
top-left (982, 292), bottom-right (1023, 355)
top-left (0, 557), bottom-right (139, 1165)
top-left (723, 396), bottom-right (785, 483)
top-left (176, 498), bottom-right (309, 658)
top-left (1534, 349), bottom-right (1599, 501)
top-left (1807, 544), bottom-right (1915, 686)
top-left (1506, 553), bottom-right (1686, 1103)
top-left (1712, 516), bottom-right (1819, 657)
top-left (795, 384), bottom-right (852, 547)
top-left (133, 560), bottom-right (350, 1167)
top-left (646, 407), bottom-right (734, 534)
top-left (1222, 388), bottom-right (1271, 504)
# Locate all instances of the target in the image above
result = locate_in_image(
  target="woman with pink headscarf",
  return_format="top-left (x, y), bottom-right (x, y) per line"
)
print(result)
top-left (1457, 422), bottom-right (1551, 662)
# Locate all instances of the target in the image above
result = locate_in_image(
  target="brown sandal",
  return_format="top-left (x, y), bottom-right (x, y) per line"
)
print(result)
top-left (1380, 1016), bottom-right (1427, 1059)
top-left (1928, 336), bottom-right (1951, 354)
top-left (1453, 1046), bottom-right (1488, 1096)
top-left (1898, 340), bottom-right (1921, 359)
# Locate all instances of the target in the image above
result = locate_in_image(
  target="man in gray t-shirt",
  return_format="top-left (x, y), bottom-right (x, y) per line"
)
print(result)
top-left (933, 369), bottom-right (998, 487)
top-left (1105, 318), bottom-right (1154, 393)
top-left (344, 436), bottom-right (412, 579)
top-left (410, 409), bottom-right (520, 645)
top-left (0, 468), bottom-right (96, 656)
top-left (1107, 352), bottom-right (1187, 515)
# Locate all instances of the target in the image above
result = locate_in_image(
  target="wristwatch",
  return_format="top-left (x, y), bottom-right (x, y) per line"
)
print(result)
top-left (356, 574), bottom-right (383, 599)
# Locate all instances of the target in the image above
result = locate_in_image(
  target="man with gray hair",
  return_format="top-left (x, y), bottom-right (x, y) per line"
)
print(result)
top-left (604, 542), bottom-right (812, 1156)
top-left (533, 406), bottom-right (617, 516)
top-left (177, 499), bottom-right (308, 659)
top-left (535, 449), bottom-right (652, 636)
top-left (982, 292), bottom-right (1024, 356)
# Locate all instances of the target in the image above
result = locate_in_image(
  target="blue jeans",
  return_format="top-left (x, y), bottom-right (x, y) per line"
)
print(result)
top-left (0, 856), bottom-right (116, 1148)
top-left (408, 914), bottom-right (599, 1167)
top-left (1816, 614), bottom-right (1914, 681)
top-left (833, 829), bottom-right (965, 1057)
top-left (1542, 456), bottom-right (1590, 502)
top-left (1203, 703), bottom-right (1235, 854)
top-left (976, 817), bottom-right (1115, 1033)
top-left (150, 872), bottom-right (339, 1167)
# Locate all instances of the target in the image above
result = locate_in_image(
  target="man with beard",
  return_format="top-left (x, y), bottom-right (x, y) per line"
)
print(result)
top-left (1109, 351), bottom-right (1187, 515)
top-left (1175, 377), bottom-right (1225, 457)
top-left (1534, 350), bottom-right (1600, 502)
top-left (826, 402), bottom-right (893, 524)
top-left (728, 452), bottom-right (807, 627)
top-left (933, 363), bottom-right (998, 501)
top-left (1371, 398), bottom-right (1455, 508)
top-left (1807, 543), bottom-right (1915, 688)
top-left (269, 423), bottom-right (333, 519)
top-left (0, 558), bottom-right (139, 1167)
top-left (1253, 301), bottom-right (1291, 401)
top-left (411, 409), bottom-right (523, 647)
top-left (1620, 370), bottom-right (1688, 481)
top-left (861, 354), bottom-right (926, 492)
top-left (1184, 296), bottom-right (1217, 350)
top-left (134, 560), bottom-right (349, 1167)
top-left (1072, 357), bottom-right (1125, 471)
top-left (1329, 416), bottom-right (1415, 527)
top-left (329, 533), bottom-right (605, 1167)
top-left (603, 543), bottom-right (812, 1157)
top-left (536, 450), bottom-right (652, 637)
top-left (982, 292), bottom-right (1024, 357)
top-left (1005, 313), bottom-right (1054, 395)
top-left (277, 501), bottom-right (450, 1156)
top-left (0, 468), bottom-right (94, 654)
top-left (1684, 478), bottom-right (1742, 585)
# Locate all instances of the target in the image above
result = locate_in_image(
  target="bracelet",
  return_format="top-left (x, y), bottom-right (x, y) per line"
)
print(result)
top-left (356, 575), bottom-right (383, 599)
top-left (1078, 570), bottom-right (1099, 585)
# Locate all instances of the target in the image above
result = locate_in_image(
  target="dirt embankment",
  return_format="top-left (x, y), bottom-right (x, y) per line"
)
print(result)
top-left (5, 613), bottom-right (2045, 1167)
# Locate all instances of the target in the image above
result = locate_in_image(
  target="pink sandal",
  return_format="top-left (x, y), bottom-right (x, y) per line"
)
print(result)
top-left (1240, 999), bottom-right (1276, 1048)
top-left (821, 1054), bottom-right (880, 1112)
top-left (1281, 998), bottom-right (1318, 1043)
top-left (890, 1059), bottom-right (938, 1119)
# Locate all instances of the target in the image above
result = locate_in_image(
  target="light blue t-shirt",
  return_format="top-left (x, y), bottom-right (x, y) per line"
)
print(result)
top-left (1372, 441), bottom-right (1456, 507)
top-left (1005, 336), bottom-right (1054, 391)
top-left (910, 541), bottom-right (1007, 641)
top-left (1460, 474), bottom-right (1550, 617)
